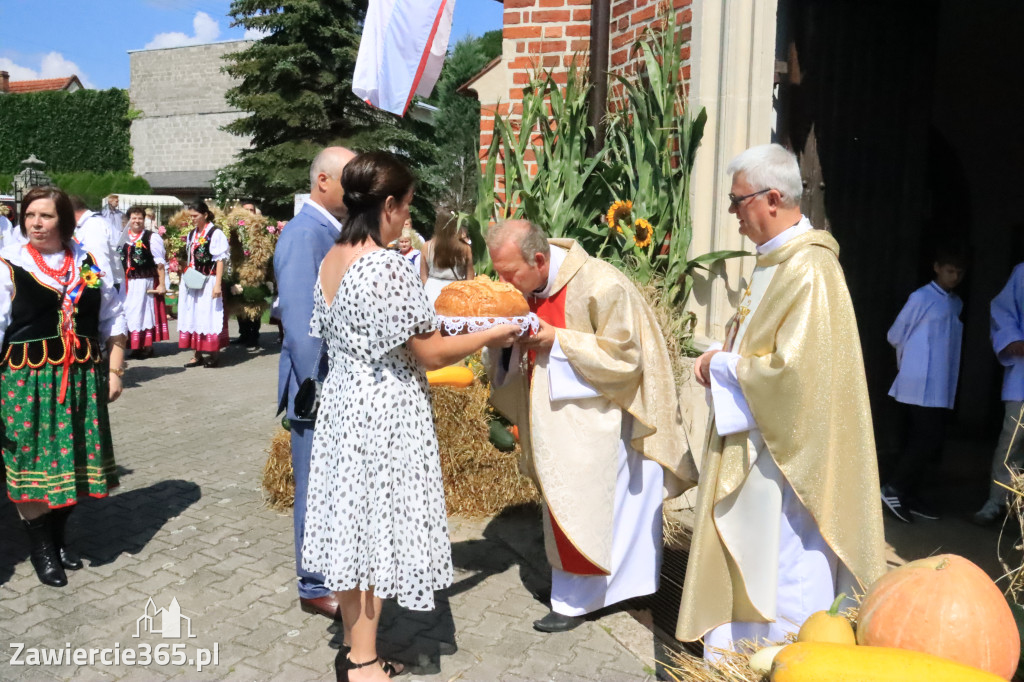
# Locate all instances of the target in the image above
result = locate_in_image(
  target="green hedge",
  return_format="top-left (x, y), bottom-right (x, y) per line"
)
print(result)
top-left (52, 172), bottom-right (151, 210)
top-left (0, 171), bottom-right (149, 212)
top-left (0, 89), bottom-right (133, 173)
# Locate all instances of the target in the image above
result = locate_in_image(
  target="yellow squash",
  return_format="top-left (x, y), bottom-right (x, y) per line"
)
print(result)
top-left (426, 366), bottom-right (475, 388)
top-left (796, 593), bottom-right (855, 644)
top-left (770, 642), bottom-right (1006, 682)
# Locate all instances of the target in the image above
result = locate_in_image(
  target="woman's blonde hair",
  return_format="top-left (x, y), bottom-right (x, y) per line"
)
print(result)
top-left (401, 226), bottom-right (422, 249)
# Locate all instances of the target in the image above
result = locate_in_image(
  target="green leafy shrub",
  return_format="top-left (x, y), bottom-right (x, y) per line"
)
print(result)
top-left (50, 172), bottom-right (151, 210)
top-left (468, 12), bottom-right (745, 352)
top-left (0, 89), bottom-right (133, 173)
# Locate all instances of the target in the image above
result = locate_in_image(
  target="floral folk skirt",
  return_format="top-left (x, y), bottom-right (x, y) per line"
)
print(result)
top-left (0, 361), bottom-right (118, 508)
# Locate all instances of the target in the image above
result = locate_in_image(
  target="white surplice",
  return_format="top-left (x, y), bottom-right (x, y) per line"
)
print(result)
top-left (703, 218), bottom-right (851, 657)
top-left (547, 338), bottom-right (664, 616)
top-left (992, 263), bottom-right (1024, 401)
top-left (887, 281), bottom-right (962, 408)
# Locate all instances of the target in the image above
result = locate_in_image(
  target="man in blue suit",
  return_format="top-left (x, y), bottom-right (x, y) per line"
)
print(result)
top-left (275, 146), bottom-right (356, 619)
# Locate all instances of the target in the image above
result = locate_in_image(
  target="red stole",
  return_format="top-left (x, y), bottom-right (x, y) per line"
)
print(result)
top-left (528, 287), bottom-right (605, 576)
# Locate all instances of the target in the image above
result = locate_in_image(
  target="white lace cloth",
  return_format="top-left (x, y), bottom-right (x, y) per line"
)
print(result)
top-left (438, 313), bottom-right (540, 336)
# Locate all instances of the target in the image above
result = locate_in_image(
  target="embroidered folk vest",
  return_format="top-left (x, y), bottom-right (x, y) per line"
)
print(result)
top-left (121, 230), bottom-right (158, 279)
top-left (1, 256), bottom-right (101, 367)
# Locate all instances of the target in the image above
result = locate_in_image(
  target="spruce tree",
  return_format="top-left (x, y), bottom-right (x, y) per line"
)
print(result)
top-left (221, 0), bottom-right (372, 216)
top-left (424, 30), bottom-right (502, 216)
top-left (221, 1), bottom-right (497, 229)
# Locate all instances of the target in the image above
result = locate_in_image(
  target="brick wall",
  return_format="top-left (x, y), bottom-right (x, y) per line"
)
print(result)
top-left (479, 1), bottom-right (693, 184)
top-left (128, 40), bottom-right (253, 179)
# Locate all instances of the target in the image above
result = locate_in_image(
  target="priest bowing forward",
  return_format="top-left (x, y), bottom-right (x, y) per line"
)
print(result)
top-left (483, 219), bottom-right (696, 633)
top-left (677, 144), bottom-right (886, 656)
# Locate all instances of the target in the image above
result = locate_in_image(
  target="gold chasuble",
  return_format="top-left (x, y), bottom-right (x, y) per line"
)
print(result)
top-left (488, 239), bottom-right (696, 575)
top-left (675, 230), bottom-right (886, 641)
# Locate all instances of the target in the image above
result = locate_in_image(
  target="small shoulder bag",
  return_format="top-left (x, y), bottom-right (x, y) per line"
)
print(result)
top-left (293, 336), bottom-right (325, 422)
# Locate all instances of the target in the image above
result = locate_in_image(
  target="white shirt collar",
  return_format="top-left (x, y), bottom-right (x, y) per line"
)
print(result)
top-left (756, 215), bottom-right (814, 255)
top-left (929, 281), bottom-right (951, 297)
top-left (75, 210), bottom-right (98, 228)
top-left (304, 199), bottom-right (342, 234)
top-left (533, 245), bottom-right (567, 299)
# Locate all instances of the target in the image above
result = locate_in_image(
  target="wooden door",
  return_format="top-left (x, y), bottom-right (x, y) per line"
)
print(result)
top-left (774, 0), bottom-right (939, 450)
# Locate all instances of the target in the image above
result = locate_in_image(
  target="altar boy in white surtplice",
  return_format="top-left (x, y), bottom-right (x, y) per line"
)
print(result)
top-left (676, 144), bottom-right (886, 658)
top-left (483, 219), bottom-right (696, 633)
top-left (881, 246), bottom-right (966, 523)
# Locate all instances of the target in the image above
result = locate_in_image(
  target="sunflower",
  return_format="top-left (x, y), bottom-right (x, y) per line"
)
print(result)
top-left (80, 264), bottom-right (102, 288)
top-left (633, 218), bottom-right (653, 249)
top-left (606, 200), bottom-right (632, 234)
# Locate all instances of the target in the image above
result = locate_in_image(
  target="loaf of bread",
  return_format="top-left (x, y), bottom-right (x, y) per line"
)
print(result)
top-left (434, 276), bottom-right (530, 317)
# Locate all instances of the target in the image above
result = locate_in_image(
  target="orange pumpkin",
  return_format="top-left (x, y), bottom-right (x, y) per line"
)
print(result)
top-left (857, 554), bottom-right (1019, 680)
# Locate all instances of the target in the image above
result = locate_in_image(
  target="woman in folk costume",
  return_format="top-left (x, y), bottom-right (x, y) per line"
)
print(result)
top-left (178, 201), bottom-right (229, 368)
top-left (120, 206), bottom-right (168, 358)
top-left (0, 187), bottom-right (127, 587)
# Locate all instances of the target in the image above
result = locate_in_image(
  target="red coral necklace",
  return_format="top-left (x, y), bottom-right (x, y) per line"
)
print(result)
top-left (27, 244), bottom-right (74, 283)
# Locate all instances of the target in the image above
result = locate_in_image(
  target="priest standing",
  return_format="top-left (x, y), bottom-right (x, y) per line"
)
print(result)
top-left (675, 144), bottom-right (886, 655)
top-left (484, 219), bottom-right (696, 633)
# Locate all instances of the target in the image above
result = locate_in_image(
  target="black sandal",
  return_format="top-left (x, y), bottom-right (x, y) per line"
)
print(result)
top-left (336, 655), bottom-right (406, 681)
top-left (380, 660), bottom-right (406, 677)
top-left (184, 357), bottom-right (203, 368)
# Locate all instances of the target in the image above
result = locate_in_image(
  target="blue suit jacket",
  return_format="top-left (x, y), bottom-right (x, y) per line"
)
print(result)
top-left (275, 202), bottom-right (338, 420)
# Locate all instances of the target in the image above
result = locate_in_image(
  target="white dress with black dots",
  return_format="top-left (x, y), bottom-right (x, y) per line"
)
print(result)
top-left (301, 249), bottom-right (452, 611)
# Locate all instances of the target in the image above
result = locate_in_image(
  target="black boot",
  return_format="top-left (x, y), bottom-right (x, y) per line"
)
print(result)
top-left (51, 507), bottom-right (83, 570)
top-left (22, 515), bottom-right (68, 587)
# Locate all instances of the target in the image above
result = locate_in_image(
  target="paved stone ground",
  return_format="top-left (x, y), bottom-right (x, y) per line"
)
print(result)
top-left (0, 320), bottom-right (661, 681)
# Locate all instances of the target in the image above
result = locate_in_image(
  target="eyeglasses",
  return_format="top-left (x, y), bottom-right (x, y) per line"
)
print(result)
top-left (727, 188), bottom-right (772, 209)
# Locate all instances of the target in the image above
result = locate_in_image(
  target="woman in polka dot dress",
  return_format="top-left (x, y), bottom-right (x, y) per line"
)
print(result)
top-left (0, 188), bottom-right (127, 588)
top-left (302, 152), bottom-right (520, 682)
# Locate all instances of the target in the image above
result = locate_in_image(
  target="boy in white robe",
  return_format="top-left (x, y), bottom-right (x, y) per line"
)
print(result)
top-left (881, 247), bottom-right (966, 522)
top-left (976, 262), bottom-right (1024, 524)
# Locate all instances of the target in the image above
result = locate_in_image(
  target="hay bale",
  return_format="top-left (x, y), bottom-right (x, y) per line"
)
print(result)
top-left (260, 382), bottom-right (540, 518)
top-left (431, 382), bottom-right (539, 517)
top-left (262, 428), bottom-right (295, 511)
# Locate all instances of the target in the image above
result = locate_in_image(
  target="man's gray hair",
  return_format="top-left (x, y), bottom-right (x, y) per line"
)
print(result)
top-left (309, 147), bottom-right (348, 191)
top-left (726, 144), bottom-right (803, 209)
top-left (486, 219), bottom-right (550, 261)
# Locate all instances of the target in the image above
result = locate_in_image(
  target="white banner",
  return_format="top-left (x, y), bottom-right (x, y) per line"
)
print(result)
top-left (353, 0), bottom-right (456, 116)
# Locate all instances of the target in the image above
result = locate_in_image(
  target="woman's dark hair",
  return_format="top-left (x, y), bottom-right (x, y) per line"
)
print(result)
top-left (431, 213), bottom-right (470, 271)
top-left (188, 200), bottom-right (215, 225)
top-left (338, 151), bottom-right (415, 246)
top-left (126, 205), bottom-right (146, 220)
top-left (19, 187), bottom-right (76, 242)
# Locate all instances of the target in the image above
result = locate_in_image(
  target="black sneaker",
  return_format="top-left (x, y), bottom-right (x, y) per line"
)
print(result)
top-left (881, 485), bottom-right (913, 523)
top-left (906, 496), bottom-right (940, 520)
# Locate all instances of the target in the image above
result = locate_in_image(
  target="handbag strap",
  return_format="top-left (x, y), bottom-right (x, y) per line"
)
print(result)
top-left (307, 334), bottom-right (326, 380)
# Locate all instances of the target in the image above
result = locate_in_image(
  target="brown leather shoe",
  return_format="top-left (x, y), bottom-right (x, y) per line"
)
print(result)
top-left (300, 595), bottom-right (342, 620)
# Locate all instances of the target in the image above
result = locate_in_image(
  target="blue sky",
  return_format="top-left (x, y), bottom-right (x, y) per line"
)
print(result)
top-left (0, 0), bottom-right (504, 90)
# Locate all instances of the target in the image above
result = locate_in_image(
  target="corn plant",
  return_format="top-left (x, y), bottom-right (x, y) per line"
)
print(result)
top-left (485, 61), bottom-right (622, 257)
top-left (605, 16), bottom-right (745, 309)
top-left (464, 7), bottom-right (743, 351)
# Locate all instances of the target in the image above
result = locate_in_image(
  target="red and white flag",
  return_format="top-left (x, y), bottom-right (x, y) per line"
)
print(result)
top-left (353, 0), bottom-right (456, 116)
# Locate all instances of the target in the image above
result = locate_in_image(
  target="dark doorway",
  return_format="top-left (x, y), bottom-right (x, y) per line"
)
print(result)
top-left (775, 0), bottom-right (1024, 473)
